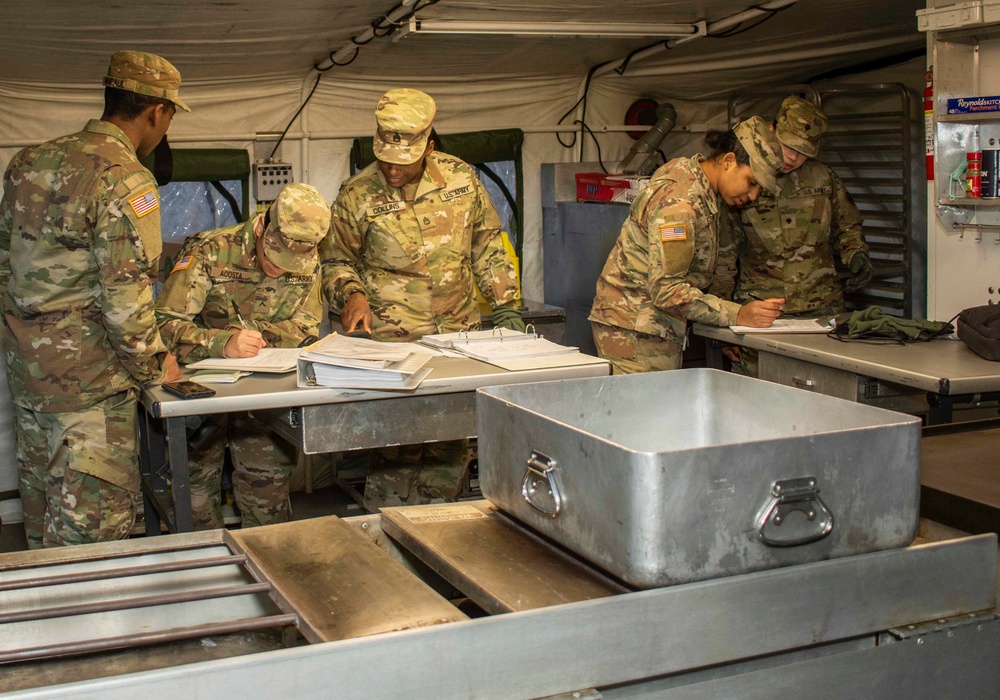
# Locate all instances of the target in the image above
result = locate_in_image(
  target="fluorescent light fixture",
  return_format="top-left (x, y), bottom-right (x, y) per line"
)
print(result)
top-left (401, 16), bottom-right (700, 38)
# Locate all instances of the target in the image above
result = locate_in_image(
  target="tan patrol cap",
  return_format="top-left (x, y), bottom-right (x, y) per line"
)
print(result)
top-left (775, 96), bottom-right (827, 158)
top-left (261, 184), bottom-right (331, 275)
top-left (373, 88), bottom-right (436, 165)
top-left (733, 116), bottom-right (783, 195)
top-left (104, 50), bottom-right (190, 112)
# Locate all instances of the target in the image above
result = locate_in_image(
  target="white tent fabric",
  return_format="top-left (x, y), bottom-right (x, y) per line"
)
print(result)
top-left (0, 0), bottom-right (926, 297)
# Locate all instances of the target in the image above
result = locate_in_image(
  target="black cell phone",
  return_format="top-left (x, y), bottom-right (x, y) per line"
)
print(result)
top-left (162, 381), bottom-right (216, 400)
top-left (345, 329), bottom-right (372, 340)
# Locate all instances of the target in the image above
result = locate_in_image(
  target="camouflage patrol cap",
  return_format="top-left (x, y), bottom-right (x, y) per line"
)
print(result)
top-left (262, 184), bottom-right (331, 274)
top-left (733, 116), bottom-right (783, 195)
top-left (373, 88), bottom-right (437, 165)
top-left (104, 50), bottom-right (190, 112)
top-left (775, 96), bottom-right (827, 158)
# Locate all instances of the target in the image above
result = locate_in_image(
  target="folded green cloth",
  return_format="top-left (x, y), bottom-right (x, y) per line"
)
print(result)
top-left (836, 307), bottom-right (952, 342)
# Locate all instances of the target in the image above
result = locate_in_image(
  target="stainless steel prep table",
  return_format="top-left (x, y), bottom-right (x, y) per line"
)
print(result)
top-left (693, 324), bottom-right (1000, 422)
top-left (1, 507), bottom-right (997, 699)
top-left (138, 355), bottom-right (609, 534)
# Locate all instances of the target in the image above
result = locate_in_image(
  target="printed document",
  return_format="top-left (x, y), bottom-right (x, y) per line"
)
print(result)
top-left (729, 318), bottom-right (834, 334)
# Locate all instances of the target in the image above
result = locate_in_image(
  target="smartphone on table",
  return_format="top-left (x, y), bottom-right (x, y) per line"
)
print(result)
top-left (162, 381), bottom-right (216, 400)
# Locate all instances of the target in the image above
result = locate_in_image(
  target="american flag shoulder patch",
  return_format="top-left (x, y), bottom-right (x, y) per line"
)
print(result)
top-left (659, 223), bottom-right (688, 242)
top-left (128, 190), bottom-right (159, 218)
top-left (171, 255), bottom-right (193, 273)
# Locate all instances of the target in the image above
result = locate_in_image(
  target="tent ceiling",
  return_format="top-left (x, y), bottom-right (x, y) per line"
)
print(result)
top-left (0, 0), bottom-right (925, 97)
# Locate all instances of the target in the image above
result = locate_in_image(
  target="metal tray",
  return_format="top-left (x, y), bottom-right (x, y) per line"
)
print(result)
top-left (477, 369), bottom-right (921, 588)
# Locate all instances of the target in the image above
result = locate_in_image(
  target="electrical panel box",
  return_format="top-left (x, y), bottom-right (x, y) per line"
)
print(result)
top-left (253, 161), bottom-right (294, 203)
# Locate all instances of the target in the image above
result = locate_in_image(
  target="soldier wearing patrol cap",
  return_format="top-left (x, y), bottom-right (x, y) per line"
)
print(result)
top-left (724, 96), bottom-right (871, 377)
top-left (156, 183), bottom-right (330, 529)
top-left (0, 50), bottom-right (187, 548)
top-left (589, 116), bottom-right (785, 375)
top-left (321, 87), bottom-right (522, 510)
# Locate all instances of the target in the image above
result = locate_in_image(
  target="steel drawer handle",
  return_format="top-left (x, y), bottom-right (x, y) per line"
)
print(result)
top-left (521, 451), bottom-right (562, 518)
top-left (792, 376), bottom-right (816, 389)
top-left (756, 477), bottom-right (834, 547)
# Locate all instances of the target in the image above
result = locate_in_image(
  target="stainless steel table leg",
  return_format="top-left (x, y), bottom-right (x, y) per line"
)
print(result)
top-left (138, 408), bottom-right (165, 536)
top-left (137, 410), bottom-right (193, 535)
top-left (166, 416), bottom-right (194, 533)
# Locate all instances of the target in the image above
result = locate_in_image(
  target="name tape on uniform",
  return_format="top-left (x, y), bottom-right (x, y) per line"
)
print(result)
top-left (441, 184), bottom-right (472, 201)
top-left (367, 201), bottom-right (406, 217)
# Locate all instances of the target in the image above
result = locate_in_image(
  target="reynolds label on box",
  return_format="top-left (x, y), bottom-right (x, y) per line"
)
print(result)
top-left (948, 96), bottom-right (1000, 114)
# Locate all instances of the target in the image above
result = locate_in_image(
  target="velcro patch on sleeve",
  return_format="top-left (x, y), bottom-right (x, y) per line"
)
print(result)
top-left (128, 190), bottom-right (159, 218)
top-left (659, 223), bottom-right (688, 242)
top-left (171, 255), bottom-right (193, 273)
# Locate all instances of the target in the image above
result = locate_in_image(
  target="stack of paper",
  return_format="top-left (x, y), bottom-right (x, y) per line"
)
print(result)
top-left (191, 369), bottom-right (252, 383)
top-left (298, 333), bottom-right (434, 390)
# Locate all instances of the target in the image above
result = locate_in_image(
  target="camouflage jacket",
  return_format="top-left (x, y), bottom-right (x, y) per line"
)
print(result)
top-left (320, 152), bottom-right (518, 342)
top-left (730, 160), bottom-right (867, 315)
top-left (155, 215), bottom-right (322, 362)
top-left (589, 156), bottom-right (741, 346)
top-left (0, 119), bottom-right (169, 413)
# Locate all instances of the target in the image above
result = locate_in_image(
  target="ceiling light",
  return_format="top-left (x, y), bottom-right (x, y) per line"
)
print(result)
top-left (398, 17), bottom-right (700, 39)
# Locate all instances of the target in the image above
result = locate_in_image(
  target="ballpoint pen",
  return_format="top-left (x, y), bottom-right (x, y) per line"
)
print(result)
top-left (231, 300), bottom-right (248, 329)
top-left (746, 292), bottom-right (766, 302)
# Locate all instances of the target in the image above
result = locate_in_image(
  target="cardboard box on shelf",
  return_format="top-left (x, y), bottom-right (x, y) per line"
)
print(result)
top-left (575, 172), bottom-right (650, 204)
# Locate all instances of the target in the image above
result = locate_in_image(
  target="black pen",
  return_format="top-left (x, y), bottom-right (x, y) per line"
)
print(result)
top-left (231, 300), bottom-right (248, 329)
top-left (746, 292), bottom-right (765, 302)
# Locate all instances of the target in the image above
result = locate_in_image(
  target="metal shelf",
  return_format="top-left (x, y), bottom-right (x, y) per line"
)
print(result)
top-left (937, 197), bottom-right (1000, 206)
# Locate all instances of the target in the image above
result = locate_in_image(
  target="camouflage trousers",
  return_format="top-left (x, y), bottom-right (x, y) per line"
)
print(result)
top-left (188, 413), bottom-right (298, 530)
top-left (363, 439), bottom-right (472, 512)
top-left (15, 390), bottom-right (139, 549)
top-left (731, 347), bottom-right (760, 378)
top-left (591, 322), bottom-right (682, 374)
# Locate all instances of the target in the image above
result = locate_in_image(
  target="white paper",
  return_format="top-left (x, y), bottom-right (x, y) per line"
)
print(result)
top-left (190, 370), bottom-right (252, 383)
top-left (421, 328), bottom-right (534, 346)
top-left (451, 337), bottom-right (578, 362)
top-left (300, 333), bottom-right (413, 368)
top-left (310, 365), bottom-right (433, 390)
top-left (483, 353), bottom-right (610, 372)
top-left (186, 347), bottom-right (301, 372)
top-left (729, 318), bottom-right (834, 334)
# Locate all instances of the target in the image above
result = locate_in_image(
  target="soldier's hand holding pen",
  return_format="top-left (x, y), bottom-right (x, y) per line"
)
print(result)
top-left (735, 292), bottom-right (784, 327)
top-left (223, 300), bottom-right (267, 357)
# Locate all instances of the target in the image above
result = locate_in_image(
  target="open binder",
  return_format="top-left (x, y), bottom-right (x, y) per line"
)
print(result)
top-left (421, 326), bottom-right (579, 364)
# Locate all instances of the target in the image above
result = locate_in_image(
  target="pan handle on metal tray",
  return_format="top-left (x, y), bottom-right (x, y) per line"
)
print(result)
top-left (522, 451), bottom-right (562, 518)
top-left (756, 477), bottom-right (834, 547)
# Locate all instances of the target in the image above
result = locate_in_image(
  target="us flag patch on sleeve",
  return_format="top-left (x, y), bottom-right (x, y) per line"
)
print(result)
top-left (659, 223), bottom-right (687, 242)
top-left (129, 190), bottom-right (159, 218)
top-left (171, 256), bottom-right (193, 273)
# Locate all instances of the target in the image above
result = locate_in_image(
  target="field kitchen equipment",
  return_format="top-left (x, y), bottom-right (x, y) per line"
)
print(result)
top-left (1, 370), bottom-right (997, 698)
top-left (478, 368), bottom-right (922, 587)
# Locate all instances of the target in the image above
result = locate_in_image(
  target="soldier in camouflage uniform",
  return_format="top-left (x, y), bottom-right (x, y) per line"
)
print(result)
top-left (0, 51), bottom-right (187, 548)
top-left (156, 183), bottom-right (330, 529)
top-left (589, 117), bottom-right (786, 374)
top-left (725, 97), bottom-right (871, 376)
top-left (321, 88), bottom-right (521, 510)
